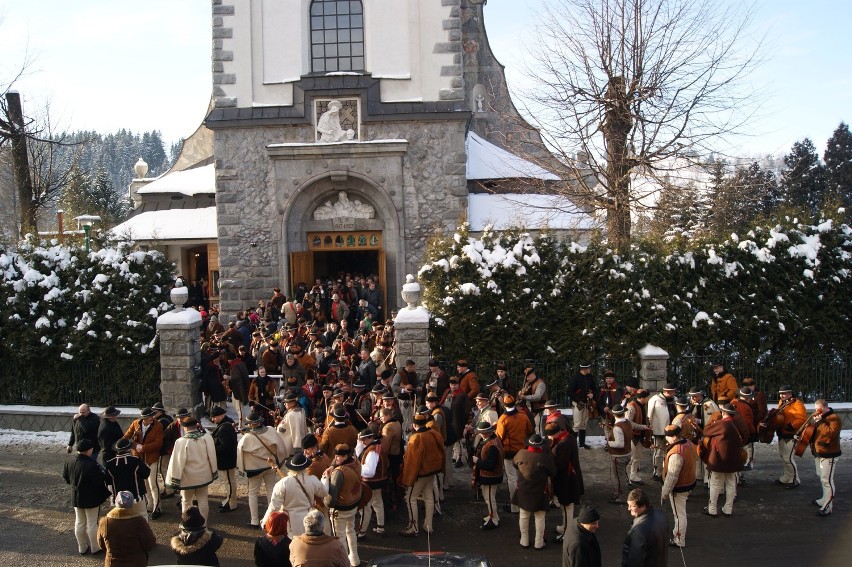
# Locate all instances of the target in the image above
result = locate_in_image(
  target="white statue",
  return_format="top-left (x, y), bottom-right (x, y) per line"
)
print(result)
top-left (312, 191), bottom-right (376, 220)
top-left (475, 94), bottom-right (485, 112)
top-left (316, 100), bottom-right (356, 142)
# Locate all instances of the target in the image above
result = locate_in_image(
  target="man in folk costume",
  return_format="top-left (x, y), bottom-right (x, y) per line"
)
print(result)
top-left (596, 370), bottom-right (625, 430)
top-left (422, 399), bottom-right (448, 511)
top-left (63, 439), bottom-right (111, 555)
top-left (513, 433), bottom-right (557, 550)
top-left (741, 377), bottom-right (769, 443)
top-left (159, 407), bottom-right (189, 504)
top-left (277, 391), bottom-right (308, 460)
top-left (774, 384), bottom-right (808, 489)
top-left (710, 362), bottom-right (738, 404)
top-left (425, 359), bottom-right (450, 405)
top-left (456, 359), bottom-right (480, 402)
top-left (105, 438), bottom-right (150, 519)
top-left (809, 398), bottom-right (841, 517)
top-left (625, 390), bottom-right (650, 486)
top-left (646, 384), bottom-right (677, 482)
top-left (566, 362), bottom-right (597, 449)
top-left (731, 388), bottom-right (756, 483)
top-left (98, 406), bottom-right (125, 466)
top-left (485, 376), bottom-right (508, 417)
top-left (227, 350), bottom-right (251, 427)
top-left (261, 453), bottom-right (328, 537)
top-left (450, 381), bottom-right (472, 468)
top-left (166, 417), bottom-right (218, 524)
top-left (379, 407), bottom-right (404, 511)
top-left (700, 404), bottom-right (744, 517)
top-left (474, 420), bottom-right (505, 530)
top-left (670, 397), bottom-right (698, 443)
top-left (210, 406), bottom-right (239, 514)
top-left (518, 367), bottom-right (548, 435)
top-left (355, 429), bottom-right (388, 539)
top-left (496, 393), bottom-right (532, 514)
top-left (237, 411), bottom-right (288, 528)
top-left (393, 359), bottom-right (418, 396)
top-left (399, 411), bottom-right (445, 537)
top-left (121, 407), bottom-right (164, 518)
top-left (321, 403), bottom-right (359, 457)
top-left (545, 421), bottom-right (584, 544)
top-left (661, 424), bottom-right (696, 548)
top-left (322, 443), bottom-right (363, 567)
top-left (544, 400), bottom-right (571, 435)
top-left (303, 433), bottom-right (333, 481)
top-left (689, 386), bottom-right (718, 488)
top-left (606, 404), bottom-right (633, 504)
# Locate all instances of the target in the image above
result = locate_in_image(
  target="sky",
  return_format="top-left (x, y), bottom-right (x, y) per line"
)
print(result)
top-left (1, 0), bottom-right (850, 159)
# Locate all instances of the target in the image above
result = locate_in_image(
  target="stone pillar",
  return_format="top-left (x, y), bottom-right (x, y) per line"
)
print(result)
top-left (157, 283), bottom-right (203, 415)
top-left (637, 344), bottom-right (669, 392)
top-left (394, 275), bottom-right (431, 376)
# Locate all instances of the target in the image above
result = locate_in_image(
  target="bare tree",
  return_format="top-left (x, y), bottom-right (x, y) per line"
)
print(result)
top-left (519, 0), bottom-right (763, 250)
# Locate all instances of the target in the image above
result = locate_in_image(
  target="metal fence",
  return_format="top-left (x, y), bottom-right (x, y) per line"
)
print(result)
top-left (436, 354), bottom-right (852, 404)
top-left (0, 359), bottom-right (162, 407)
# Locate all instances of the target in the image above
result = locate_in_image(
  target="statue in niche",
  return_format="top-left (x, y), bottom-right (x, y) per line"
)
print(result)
top-left (313, 191), bottom-right (375, 220)
top-left (475, 94), bottom-right (485, 112)
top-left (316, 100), bottom-right (355, 142)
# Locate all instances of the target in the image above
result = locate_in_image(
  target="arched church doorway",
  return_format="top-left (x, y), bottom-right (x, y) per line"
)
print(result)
top-left (290, 230), bottom-right (387, 310)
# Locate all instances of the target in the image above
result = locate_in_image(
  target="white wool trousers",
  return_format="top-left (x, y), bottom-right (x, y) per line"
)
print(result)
top-left (669, 491), bottom-right (689, 546)
top-left (815, 457), bottom-right (836, 513)
top-left (504, 458), bottom-right (519, 513)
top-left (331, 507), bottom-right (359, 567)
top-left (628, 440), bottom-right (644, 482)
top-left (359, 485), bottom-right (385, 533)
top-left (572, 403), bottom-right (589, 431)
top-left (144, 466), bottom-right (160, 512)
top-left (778, 438), bottom-right (799, 484)
top-left (708, 471), bottom-right (737, 515)
top-left (247, 469), bottom-right (277, 525)
top-left (220, 468), bottom-right (238, 509)
top-left (480, 483), bottom-right (500, 525)
top-left (73, 506), bottom-right (100, 553)
top-left (405, 475), bottom-right (435, 532)
top-left (518, 509), bottom-right (546, 549)
top-left (181, 485), bottom-right (210, 525)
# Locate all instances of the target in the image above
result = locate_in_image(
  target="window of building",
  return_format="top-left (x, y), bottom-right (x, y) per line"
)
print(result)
top-left (310, 0), bottom-right (364, 73)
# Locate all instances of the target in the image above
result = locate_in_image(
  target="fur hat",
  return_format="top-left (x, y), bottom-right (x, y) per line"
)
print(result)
top-left (180, 506), bottom-right (206, 531)
top-left (664, 424), bottom-right (682, 437)
top-left (503, 394), bottom-right (516, 406)
top-left (335, 443), bottom-right (351, 456)
top-left (544, 421), bottom-right (562, 435)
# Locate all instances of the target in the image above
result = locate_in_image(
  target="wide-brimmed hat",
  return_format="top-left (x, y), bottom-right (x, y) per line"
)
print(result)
top-left (114, 438), bottom-right (132, 454)
top-left (358, 429), bottom-right (374, 440)
top-left (475, 392), bottom-right (489, 401)
top-left (720, 404), bottom-right (737, 414)
top-left (139, 407), bottom-right (155, 418)
top-left (485, 378), bottom-right (499, 388)
top-left (331, 404), bottom-right (348, 419)
top-left (674, 396), bottom-right (690, 407)
top-left (285, 453), bottom-right (311, 471)
top-left (476, 420), bottom-right (495, 433)
top-left (662, 384), bottom-right (677, 392)
top-left (102, 406), bottom-right (121, 417)
top-left (527, 433), bottom-right (545, 447)
top-left (283, 391), bottom-right (299, 402)
top-left (210, 406), bottom-right (227, 418)
top-left (738, 387), bottom-right (754, 398)
top-left (302, 433), bottom-right (319, 449)
top-left (371, 384), bottom-right (387, 394)
top-left (543, 400), bottom-right (558, 409)
top-left (245, 411), bottom-right (264, 424)
top-left (778, 384), bottom-right (793, 394)
top-left (152, 402), bottom-right (166, 411)
top-left (175, 408), bottom-right (190, 419)
top-left (611, 404), bottom-right (626, 415)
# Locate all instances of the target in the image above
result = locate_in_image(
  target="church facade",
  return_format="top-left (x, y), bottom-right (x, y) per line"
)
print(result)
top-left (115, 1), bottom-right (595, 316)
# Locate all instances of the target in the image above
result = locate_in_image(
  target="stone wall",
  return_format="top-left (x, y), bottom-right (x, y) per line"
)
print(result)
top-left (212, 117), bottom-right (468, 317)
top-left (158, 321), bottom-right (201, 415)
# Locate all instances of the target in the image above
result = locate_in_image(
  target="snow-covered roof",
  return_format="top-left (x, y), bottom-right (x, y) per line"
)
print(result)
top-left (136, 163), bottom-right (215, 196)
top-left (467, 193), bottom-right (598, 232)
top-left (466, 132), bottom-right (560, 181)
top-left (110, 206), bottom-right (218, 241)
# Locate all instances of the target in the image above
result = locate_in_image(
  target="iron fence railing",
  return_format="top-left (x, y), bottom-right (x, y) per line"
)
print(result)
top-left (0, 359), bottom-right (161, 407)
top-left (436, 354), bottom-right (852, 404)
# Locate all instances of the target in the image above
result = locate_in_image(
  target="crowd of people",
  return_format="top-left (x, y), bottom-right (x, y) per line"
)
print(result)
top-left (62, 280), bottom-right (842, 566)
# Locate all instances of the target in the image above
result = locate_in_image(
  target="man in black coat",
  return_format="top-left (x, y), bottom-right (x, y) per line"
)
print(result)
top-left (563, 505), bottom-right (602, 567)
top-left (68, 404), bottom-right (101, 461)
top-left (567, 364), bottom-right (596, 449)
top-left (105, 438), bottom-right (150, 518)
top-left (63, 439), bottom-right (111, 555)
top-left (98, 406), bottom-right (124, 465)
top-left (210, 406), bottom-right (239, 513)
top-left (623, 488), bottom-right (668, 567)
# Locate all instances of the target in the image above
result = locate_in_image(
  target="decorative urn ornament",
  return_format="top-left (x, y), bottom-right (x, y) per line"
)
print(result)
top-left (400, 274), bottom-right (422, 310)
top-left (170, 278), bottom-right (188, 311)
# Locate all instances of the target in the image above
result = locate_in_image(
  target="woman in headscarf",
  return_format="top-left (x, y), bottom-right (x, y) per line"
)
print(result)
top-left (97, 490), bottom-right (156, 567)
top-left (254, 510), bottom-right (292, 566)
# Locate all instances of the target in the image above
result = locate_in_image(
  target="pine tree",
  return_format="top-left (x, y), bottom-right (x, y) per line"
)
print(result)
top-left (87, 166), bottom-right (130, 227)
top-left (780, 138), bottom-right (827, 217)
top-left (57, 164), bottom-right (91, 226)
top-left (823, 122), bottom-right (852, 214)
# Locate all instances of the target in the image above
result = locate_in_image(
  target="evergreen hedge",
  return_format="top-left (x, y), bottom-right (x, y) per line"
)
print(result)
top-left (0, 238), bottom-right (174, 404)
top-left (418, 216), bottom-right (852, 368)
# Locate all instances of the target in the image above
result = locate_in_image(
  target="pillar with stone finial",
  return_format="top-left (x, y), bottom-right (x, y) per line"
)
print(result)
top-left (637, 344), bottom-right (669, 392)
top-left (157, 278), bottom-right (203, 416)
top-left (393, 274), bottom-right (431, 378)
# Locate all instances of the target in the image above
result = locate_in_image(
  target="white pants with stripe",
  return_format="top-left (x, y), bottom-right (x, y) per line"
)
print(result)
top-left (815, 456), bottom-right (836, 513)
top-left (669, 491), bottom-right (689, 546)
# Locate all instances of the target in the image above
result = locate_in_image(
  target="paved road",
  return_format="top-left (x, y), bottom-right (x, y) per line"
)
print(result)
top-left (0, 436), bottom-right (848, 566)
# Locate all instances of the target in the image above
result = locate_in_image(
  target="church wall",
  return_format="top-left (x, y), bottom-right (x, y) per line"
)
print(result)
top-left (211, 116), bottom-right (467, 317)
top-left (212, 0), bottom-right (463, 110)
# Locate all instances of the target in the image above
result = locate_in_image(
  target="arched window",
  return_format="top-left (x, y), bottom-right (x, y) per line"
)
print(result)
top-left (310, 0), bottom-right (364, 73)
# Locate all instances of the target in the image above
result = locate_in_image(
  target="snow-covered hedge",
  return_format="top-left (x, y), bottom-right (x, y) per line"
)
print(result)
top-left (0, 238), bottom-right (174, 363)
top-left (418, 218), bottom-right (852, 364)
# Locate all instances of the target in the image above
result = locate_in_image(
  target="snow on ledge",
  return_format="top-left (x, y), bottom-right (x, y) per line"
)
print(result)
top-left (157, 308), bottom-right (202, 326)
top-left (268, 139), bottom-right (408, 148)
top-left (394, 306), bottom-right (430, 324)
top-left (637, 344), bottom-right (669, 358)
top-left (0, 405), bottom-right (142, 416)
